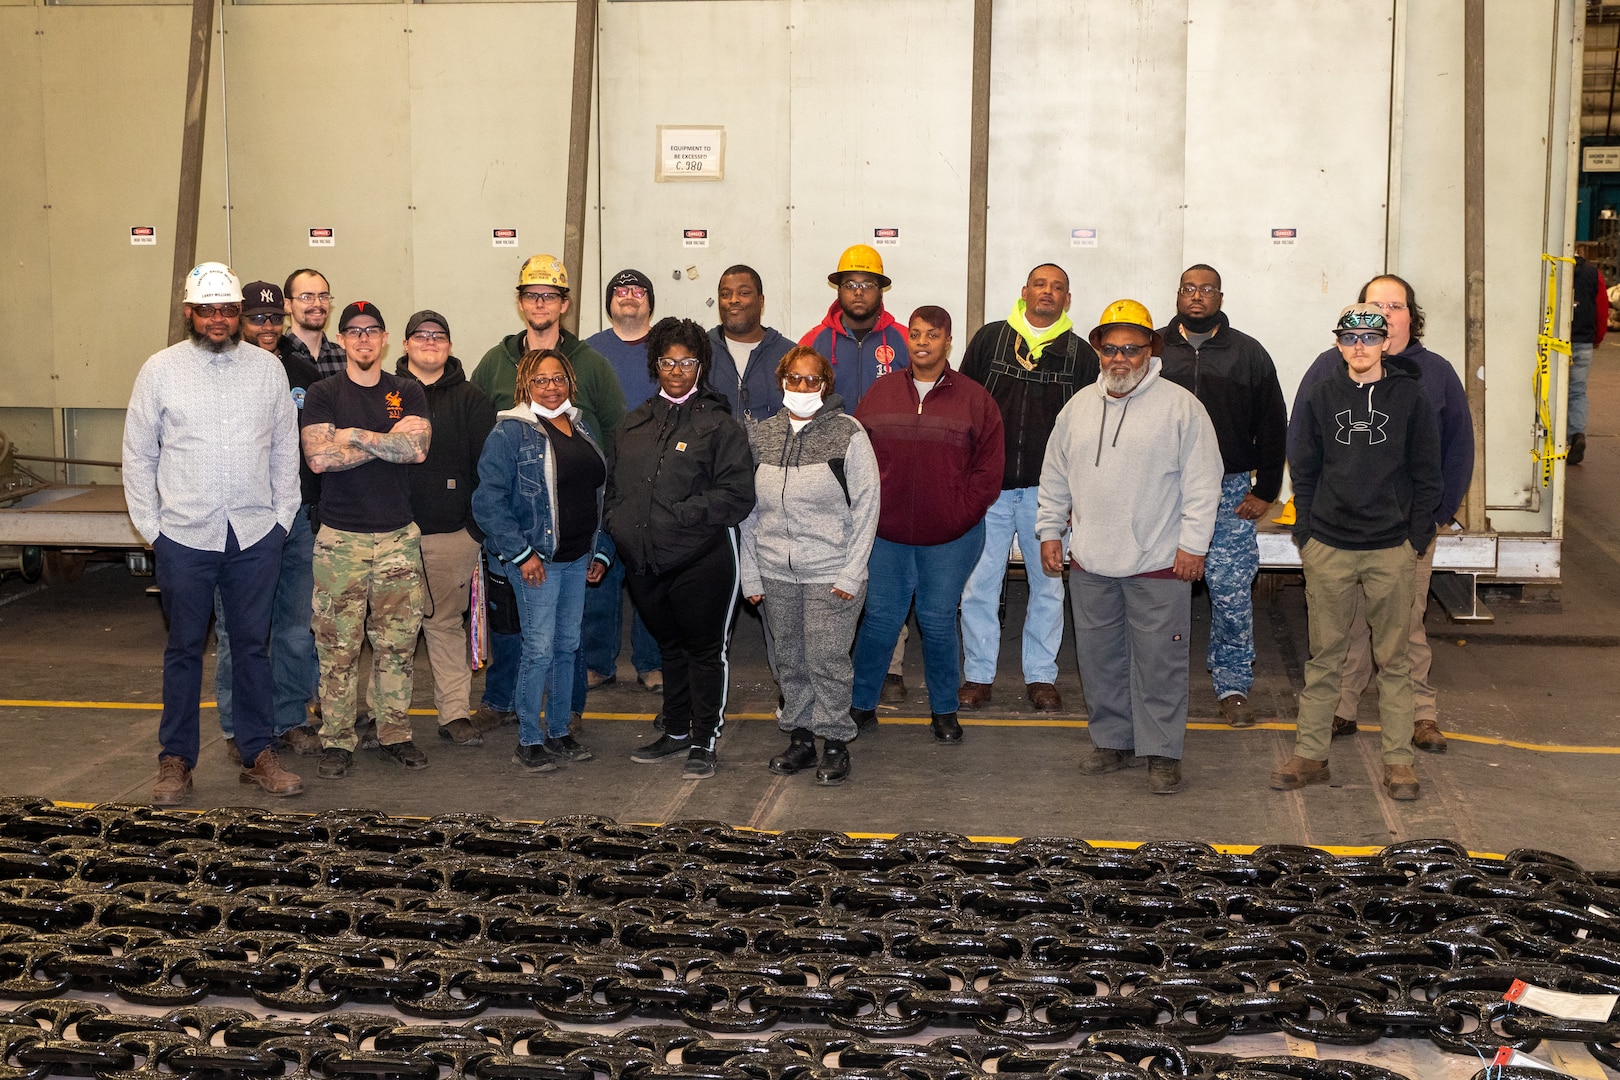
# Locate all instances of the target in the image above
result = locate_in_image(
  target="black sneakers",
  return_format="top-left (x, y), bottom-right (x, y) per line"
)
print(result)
top-left (379, 741), bottom-right (428, 770)
top-left (547, 735), bottom-right (593, 762)
top-left (631, 733), bottom-right (690, 763)
top-left (317, 747), bottom-right (352, 779)
top-left (817, 740), bottom-right (850, 785)
top-left (769, 730), bottom-right (817, 775)
top-left (683, 747), bottom-right (717, 779)
top-left (513, 742), bottom-right (558, 773)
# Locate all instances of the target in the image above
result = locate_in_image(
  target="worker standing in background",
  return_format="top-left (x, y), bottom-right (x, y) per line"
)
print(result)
top-left (468, 255), bottom-right (626, 735)
top-left (956, 263), bottom-right (1097, 715)
top-left (282, 269), bottom-right (346, 379)
top-left (1156, 265), bottom-right (1287, 728)
top-left (123, 262), bottom-right (305, 806)
top-left (1568, 252), bottom-right (1609, 466)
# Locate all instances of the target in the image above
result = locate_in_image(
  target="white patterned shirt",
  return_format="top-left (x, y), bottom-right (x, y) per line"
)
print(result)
top-left (122, 338), bottom-right (301, 550)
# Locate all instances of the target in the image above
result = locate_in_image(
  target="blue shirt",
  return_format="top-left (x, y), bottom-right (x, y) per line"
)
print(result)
top-left (586, 329), bottom-right (658, 410)
top-left (122, 338), bottom-right (301, 550)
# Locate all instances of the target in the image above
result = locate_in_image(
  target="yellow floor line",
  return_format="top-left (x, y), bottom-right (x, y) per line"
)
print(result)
top-left (5, 699), bottom-right (1618, 756)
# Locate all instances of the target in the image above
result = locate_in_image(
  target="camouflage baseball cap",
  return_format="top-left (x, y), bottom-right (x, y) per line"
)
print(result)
top-left (1334, 304), bottom-right (1387, 333)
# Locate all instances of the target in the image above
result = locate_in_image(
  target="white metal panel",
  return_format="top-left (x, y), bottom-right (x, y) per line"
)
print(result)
top-left (785, 0), bottom-right (973, 345)
top-left (216, 5), bottom-right (413, 330)
top-left (985, 0), bottom-right (1189, 331)
top-left (0, 8), bottom-right (55, 410)
top-left (595, 1), bottom-right (791, 334)
top-left (1182, 0), bottom-right (1394, 409)
top-left (404, 3), bottom-right (576, 355)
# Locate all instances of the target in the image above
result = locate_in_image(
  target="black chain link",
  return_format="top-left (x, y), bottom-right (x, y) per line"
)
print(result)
top-left (2, 802), bottom-right (1619, 1080)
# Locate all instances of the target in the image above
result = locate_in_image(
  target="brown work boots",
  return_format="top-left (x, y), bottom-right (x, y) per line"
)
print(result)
top-left (1269, 755), bottom-right (1330, 790)
top-left (152, 755), bottom-right (192, 806)
top-left (240, 747), bottom-right (305, 796)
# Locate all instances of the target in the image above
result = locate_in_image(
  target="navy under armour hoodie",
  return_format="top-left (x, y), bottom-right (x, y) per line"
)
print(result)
top-left (1288, 353), bottom-right (1443, 556)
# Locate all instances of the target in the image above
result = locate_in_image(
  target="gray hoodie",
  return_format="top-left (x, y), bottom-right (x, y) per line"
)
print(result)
top-left (739, 394), bottom-right (880, 597)
top-left (1035, 357), bottom-right (1223, 578)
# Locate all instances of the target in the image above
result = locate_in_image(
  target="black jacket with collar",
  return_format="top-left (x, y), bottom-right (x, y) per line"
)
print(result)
top-left (393, 355), bottom-right (498, 537)
top-left (604, 384), bottom-right (756, 575)
top-left (1157, 312), bottom-right (1288, 502)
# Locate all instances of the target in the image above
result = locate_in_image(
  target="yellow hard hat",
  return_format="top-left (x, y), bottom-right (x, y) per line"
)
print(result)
top-left (1089, 298), bottom-right (1163, 353)
top-left (517, 254), bottom-right (569, 292)
top-left (827, 244), bottom-right (891, 289)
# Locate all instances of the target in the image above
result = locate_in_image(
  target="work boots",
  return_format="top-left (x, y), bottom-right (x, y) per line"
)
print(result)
top-left (1383, 763), bottom-right (1421, 800)
top-left (769, 729), bottom-right (818, 775)
top-left (957, 682), bottom-right (992, 711)
top-left (1270, 755), bottom-right (1330, 790)
top-left (817, 740), bottom-right (850, 785)
top-left (1412, 719), bottom-right (1448, 753)
top-left (930, 712), bottom-right (963, 743)
top-left (152, 755), bottom-right (192, 807)
top-left (240, 747), bottom-right (304, 796)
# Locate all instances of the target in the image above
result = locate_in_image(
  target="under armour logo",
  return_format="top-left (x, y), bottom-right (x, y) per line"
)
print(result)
top-left (1335, 408), bottom-right (1389, 445)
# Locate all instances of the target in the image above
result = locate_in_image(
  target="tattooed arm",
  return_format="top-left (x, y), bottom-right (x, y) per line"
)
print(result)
top-left (302, 416), bottom-right (431, 473)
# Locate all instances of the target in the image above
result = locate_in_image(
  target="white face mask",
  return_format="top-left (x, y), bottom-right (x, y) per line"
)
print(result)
top-left (782, 389), bottom-right (824, 417)
top-left (533, 398), bottom-right (572, 420)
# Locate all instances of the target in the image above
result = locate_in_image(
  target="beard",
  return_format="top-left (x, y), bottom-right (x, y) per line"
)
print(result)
top-left (1102, 363), bottom-right (1148, 396)
top-left (190, 327), bottom-right (242, 354)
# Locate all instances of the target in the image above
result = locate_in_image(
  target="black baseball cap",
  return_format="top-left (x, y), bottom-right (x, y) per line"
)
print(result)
top-left (405, 309), bottom-right (451, 338)
top-left (338, 301), bottom-right (385, 332)
top-left (241, 281), bottom-right (285, 317)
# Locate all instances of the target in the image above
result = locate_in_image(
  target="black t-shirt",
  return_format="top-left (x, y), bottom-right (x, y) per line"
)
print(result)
top-left (300, 370), bottom-right (429, 533)
top-left (542, 418), bottom-right (606, 562)
top-left (277, 340), bottom-right (324, 508)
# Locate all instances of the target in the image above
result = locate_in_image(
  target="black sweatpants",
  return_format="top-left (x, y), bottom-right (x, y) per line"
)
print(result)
top-left (625, 530), bottom-right (740, 750)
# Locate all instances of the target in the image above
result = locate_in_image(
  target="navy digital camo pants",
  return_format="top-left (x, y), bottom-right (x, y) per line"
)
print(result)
top-left (1205, 472), bottom-right (1259, 699)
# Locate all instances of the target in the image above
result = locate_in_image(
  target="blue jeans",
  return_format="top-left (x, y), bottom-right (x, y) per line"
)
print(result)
top-left (1205, 473), bottom-right (1259, 699)
top-left (512, 555), bottom-right (590, 745)
top-left (852, 522), bottom-right (985, 714)
top-left (1570, 341), bottom-right (1593, 435)
top-left (580, 534), bottom-right (662, 678)
top-left (156, 524), bottom-right (284, 767)
top-left (215, 505), bottom-right (318, 737)
top-left (959, 487), bottom-right (1066, 685)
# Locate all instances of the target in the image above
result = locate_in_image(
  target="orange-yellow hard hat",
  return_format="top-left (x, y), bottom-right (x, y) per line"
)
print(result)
top-left (827, 244), bottom-right (891, 289)
top-left (1089, 298), bottom-right (1163, 354)
top-left (518, 254), bottom-right (569, 292)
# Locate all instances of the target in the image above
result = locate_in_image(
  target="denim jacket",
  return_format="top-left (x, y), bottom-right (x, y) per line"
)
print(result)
top-left (472, 403), bottom-right (606, 570)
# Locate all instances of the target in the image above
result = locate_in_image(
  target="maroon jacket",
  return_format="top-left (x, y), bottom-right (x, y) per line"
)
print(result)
top-left (854, 366), bottom-right (1005, 546)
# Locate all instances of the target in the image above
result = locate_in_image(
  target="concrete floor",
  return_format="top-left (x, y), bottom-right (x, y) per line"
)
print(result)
top-left (3, 353), bottom-right (1620, 860)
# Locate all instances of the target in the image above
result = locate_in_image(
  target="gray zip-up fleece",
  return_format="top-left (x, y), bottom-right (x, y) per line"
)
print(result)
top-left (1035, 357), bottom-right (1224, 578)
top-left (739, 394), bottom-right (880, 598)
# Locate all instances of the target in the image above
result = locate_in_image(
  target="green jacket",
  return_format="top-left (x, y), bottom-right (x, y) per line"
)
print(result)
top-left (470, 327), bottom-right (627, 459)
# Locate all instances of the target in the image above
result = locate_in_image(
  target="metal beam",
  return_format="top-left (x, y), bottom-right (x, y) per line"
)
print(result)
top-left (1463, 0), bottom-right (1487, 533)
top-left (562, 0), bottom-right (598, 336)
top-left (166, 0), bottom-right (216, 347)
top-left (964, 0), bottom-right (992, 337)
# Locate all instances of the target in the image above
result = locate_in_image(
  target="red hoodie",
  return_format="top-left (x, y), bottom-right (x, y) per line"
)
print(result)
top-left (854, 366), bottom-right (1005, 546)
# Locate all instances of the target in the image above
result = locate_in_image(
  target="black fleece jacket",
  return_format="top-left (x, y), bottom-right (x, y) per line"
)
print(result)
top-left (1157, 313), bottom-right (1288, 501)
top-left (604, 385), bottom-right (756, 575)
top-left (1288, 354), bottom-right (1443, 556)
top-left (393, 355), bottom-right (498, 537)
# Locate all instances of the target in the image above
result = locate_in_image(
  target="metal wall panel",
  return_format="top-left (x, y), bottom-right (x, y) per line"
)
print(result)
top-left (985, 0), bottom-right (1189, 329)
top-left (595, 0), bottom-right (791, 336)
top-left (1182, 0), bottom-right (1395, 407)
top-left (215, 4), bottom-right (412, 328)
top-left (0, 8), bottom-right (56, 410)
top-left (404, 3), bottom-right (576, 355)
top-left (785, 0), bottom-right (974, 344)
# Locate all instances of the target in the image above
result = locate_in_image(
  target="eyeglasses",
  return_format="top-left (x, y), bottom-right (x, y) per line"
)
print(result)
top-left (839, 280), bottom-right (880, 293)
top-left (1368, 301), bottom-right (1408, 312)
top-left (528, 375), bottom-right (570, 389)
top-left (245, 313), bottom-right (282, 326)
top-left (656, 356), bottom-right (700, 372)
top-left (1098, 343), bottom-right (1148, 359)
top-left (409, 330), bottom-right (449, 343)
top-left (292, 292), bottom-right (333, 305)
top-left (342, 326), bottom-right (384, 340)
top-left (191, 304), bottom-right (241, 319)
top-left (1336, 331), bottom-right (1386, 347)
top-left (519, 290), bottom-right (565, 306)
top-left (783, 374), bottom-right (825, 390)
top-left (613, 286), bottom-right (648, 300)
top-left (1178, 284), bottom-right (1220, 297)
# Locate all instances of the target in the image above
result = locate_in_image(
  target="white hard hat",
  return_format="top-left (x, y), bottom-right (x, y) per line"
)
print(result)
top-left (184, 262), bottom-right (244, 305)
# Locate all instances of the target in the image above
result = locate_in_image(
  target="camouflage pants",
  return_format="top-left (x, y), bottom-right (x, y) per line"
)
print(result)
top-left (312, 523), bottom-right (425, 750)
top-left (1205, 472), bottom-right (1259, 698)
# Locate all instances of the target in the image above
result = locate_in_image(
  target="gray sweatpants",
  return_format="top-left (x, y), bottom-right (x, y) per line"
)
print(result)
top-left (1070, 569), bottom-right (1191, 760)
top-left (762, 578), bottom-right (866, 742)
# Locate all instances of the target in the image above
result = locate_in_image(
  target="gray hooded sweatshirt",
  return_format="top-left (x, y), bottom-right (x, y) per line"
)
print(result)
top-left (1035, 356), bottom-right (1223, 578)
top-left (739, 393), bottom-right (880, 598)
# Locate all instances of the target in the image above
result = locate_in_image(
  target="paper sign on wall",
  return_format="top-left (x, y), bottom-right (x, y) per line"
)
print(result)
top-left (657, 126), bottom-right (725, 182)
top-left (873, 227), bottom-right (900, 248)
top-left (309, 228), bottom-right (335, 248)
top-left (130, 227), bottom-right (156, 246)
top-left (492, 229), bottom-right (518, 248)
top-left (1271, 228), bottom-right (1297, 246)
top-left (683, 229), bottom-right (710, 249)
top-left (1584, 146), bottom-right (1620, 172)
top-left (1071, 228), bottom-right (1098, 249)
